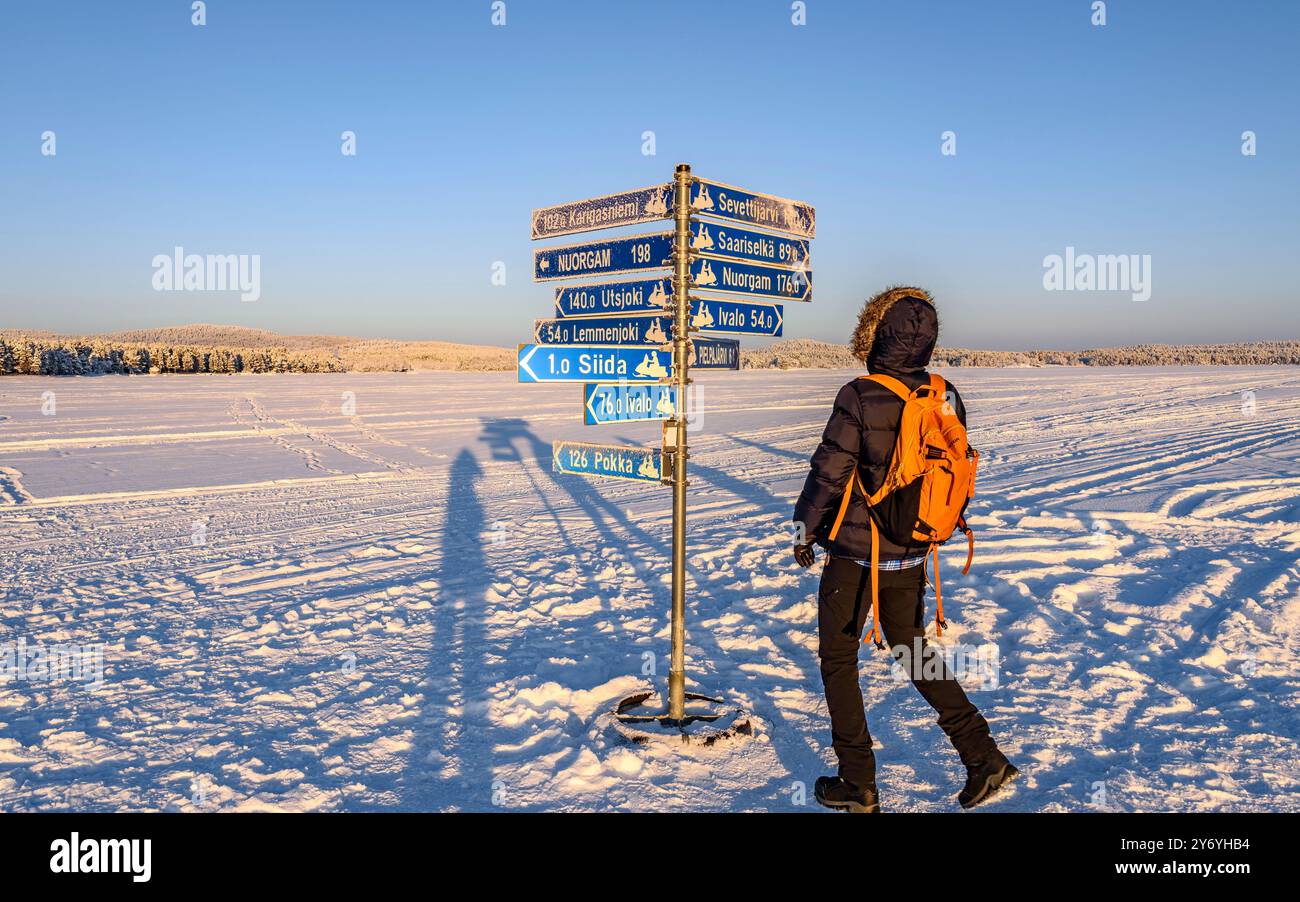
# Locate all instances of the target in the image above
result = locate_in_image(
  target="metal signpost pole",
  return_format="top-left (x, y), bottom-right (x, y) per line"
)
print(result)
top-left (667, 162), bottom-right (692, 724)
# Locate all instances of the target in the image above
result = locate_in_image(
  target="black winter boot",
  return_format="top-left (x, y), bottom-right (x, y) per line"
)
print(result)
top-left (957, 750), bottom-right (1020, 809)
top-left (814, 776), bottom-right (881, 813)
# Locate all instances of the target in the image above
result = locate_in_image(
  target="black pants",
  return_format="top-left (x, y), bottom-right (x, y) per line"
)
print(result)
top-left (817, 554), bottom-right (996, 787)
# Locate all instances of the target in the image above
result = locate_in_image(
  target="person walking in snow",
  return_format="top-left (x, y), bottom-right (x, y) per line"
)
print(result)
top-left (792, 286), bottom-right (1018, 812)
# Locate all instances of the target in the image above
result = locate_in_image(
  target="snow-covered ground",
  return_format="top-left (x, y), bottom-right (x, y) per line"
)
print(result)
top-left (1, 367), bottom-right (1296, 812)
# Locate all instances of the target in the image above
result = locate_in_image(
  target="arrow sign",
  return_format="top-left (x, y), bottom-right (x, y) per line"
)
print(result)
top-left (689, 221), bottom-right (809, 270)
top-left (554, 278), bottom-right (672, 318)
top-left (690, 257), bottom-right (812, 302)
top-left (534, 232), bottom-right (672, 282)
top-left (535, 314), bottom-right (673, 346)
top-left (690, 178), bottom-right (815, 238)
top-left (553, 440), bottom-right (662, 483)
top-left (517, 344), bottom-right (672, 383)
top-left (532, 184), bottom-right (673, 240)
top-left (583, 383), bottom-right (677, 426)
top-left (690, 337), bottom-right (741, 370)
top-left (688, 298), bottom-right (783, 336)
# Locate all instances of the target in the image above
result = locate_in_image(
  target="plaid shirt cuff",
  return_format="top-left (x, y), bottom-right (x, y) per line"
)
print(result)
top-left (851, 554), bottom-right (926, 571)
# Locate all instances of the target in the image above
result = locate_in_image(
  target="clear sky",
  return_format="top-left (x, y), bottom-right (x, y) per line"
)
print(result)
top-left (1, 0), bottom-right (1296, 350)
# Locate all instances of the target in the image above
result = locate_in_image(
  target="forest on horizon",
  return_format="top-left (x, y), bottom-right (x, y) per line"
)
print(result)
top-left (2, 325), bottom-right (1299, 375)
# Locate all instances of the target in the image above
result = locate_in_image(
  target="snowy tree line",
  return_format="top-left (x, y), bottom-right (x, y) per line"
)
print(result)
top-left (0, 328), bottom-right (515, 375)
top-left (0, 336), bottom-right (346, 375)
top-left (5, 331), bottom-right (1297, 376)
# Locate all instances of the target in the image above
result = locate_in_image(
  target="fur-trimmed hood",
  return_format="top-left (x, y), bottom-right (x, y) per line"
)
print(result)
top-left (849, 286), bottom-right (938, 375)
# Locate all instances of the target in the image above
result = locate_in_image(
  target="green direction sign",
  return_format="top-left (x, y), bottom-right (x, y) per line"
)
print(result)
top-left (553, 440), bottom-right (662, 483)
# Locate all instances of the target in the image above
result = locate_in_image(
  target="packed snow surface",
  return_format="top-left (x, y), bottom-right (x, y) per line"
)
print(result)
top-left (1, 367), bottom-right (1296, 811)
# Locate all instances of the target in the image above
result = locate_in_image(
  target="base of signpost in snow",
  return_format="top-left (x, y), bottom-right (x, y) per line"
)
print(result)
top-left (604, 688), bottom-right (755, 747)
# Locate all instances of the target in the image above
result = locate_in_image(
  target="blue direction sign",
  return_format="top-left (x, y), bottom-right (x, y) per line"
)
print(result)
top-left (553, 440), bottom-right (662, 483)
top-left (691, 257), bottom-right (812, 302)
top-left (518, 344), bottom-right (671, 383)
top-left (532, 184), bottom-right (672, 240)
top-left (583, 383), bottom-right (677, 426)
top-left (690, 337), bottom-right (741, 370)
top-left (689, 221), bottom-right (809, 270)
top-left (688, 297), bottom-right (783, 336)
top-left (690, 178), bottom-right (815, 239)
top-left (534, 232), bottom-right (672, 282)
top-left (554, 278), bottom-right (672, 318)
top-left (535, 314), bottom-right (673, 346)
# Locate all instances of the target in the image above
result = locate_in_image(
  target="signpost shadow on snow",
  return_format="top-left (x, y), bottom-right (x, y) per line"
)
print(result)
top-left (396, 417), bottom-right (682, 808)
top-left (725, 432), bottom-right (814, 463)
top-left (398, 448), bottom-right (492, 809)
top-left (459, 416), bottom-right (839, 805)
top-left (479, 416), bottom-right (668, 602)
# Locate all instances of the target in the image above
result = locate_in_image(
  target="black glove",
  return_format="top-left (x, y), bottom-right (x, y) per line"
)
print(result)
top-left (794, 543), bottom-right (816, 568)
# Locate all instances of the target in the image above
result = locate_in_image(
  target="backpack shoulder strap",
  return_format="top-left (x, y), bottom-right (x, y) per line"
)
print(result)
top-left (928, 373), bottom-right (946, 397)
top-left (860, 373), bottom-right (912, 401)
top-left (826, 469), bottom-right (857, 543)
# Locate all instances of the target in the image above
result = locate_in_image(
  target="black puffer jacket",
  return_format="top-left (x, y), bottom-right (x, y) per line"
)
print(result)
top-left (793, 294), bottom-right (967, 561)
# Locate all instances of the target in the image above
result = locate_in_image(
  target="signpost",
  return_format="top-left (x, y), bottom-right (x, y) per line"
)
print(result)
top-left (690, 178), bottom-right (816, 238)
top-left (534, 232), bottom-right (672, 281)
top-left (554, 278), bottom-right (672, 318)
top-left (666, 166), bottom-right (692, 723)
top-left (517, 344), bottom-right (671, 383)
top-left (534, 313), bottom-right (672, 346)
top-left (537, 311), bottom-right (761, 345)
top-left (689, 257), bottom-right (812, 302)
top-left (688, 297), bottom-right (783, 336)
top-left (689, 337), bottom-right (741, 370)
top-left (583, 383), bottom-right (677, 426)
top-left (689, 221), bottom-right (809, 270)
top-left (532, 184), bottom-right (672, 240)
top-left (523, 164), bottom-right (814, 728)
top-left (553, 440), bottom-right (662, 482)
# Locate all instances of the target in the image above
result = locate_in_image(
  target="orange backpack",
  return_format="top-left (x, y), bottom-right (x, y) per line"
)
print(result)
top-left (827, 373), bottom-right (978, 648)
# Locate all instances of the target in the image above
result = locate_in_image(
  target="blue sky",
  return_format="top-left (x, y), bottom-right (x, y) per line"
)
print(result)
top-left (1, 0), bottom-right (1296, 349)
